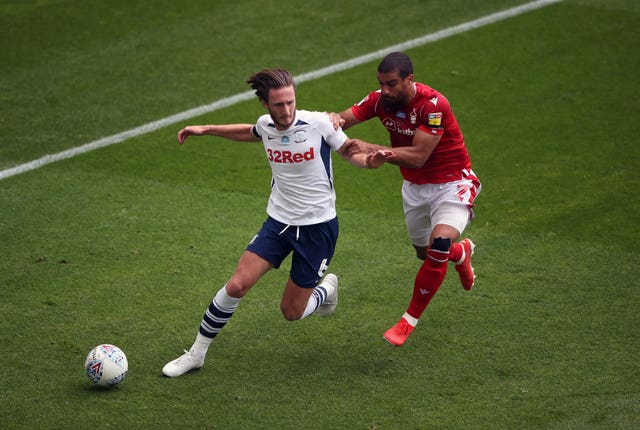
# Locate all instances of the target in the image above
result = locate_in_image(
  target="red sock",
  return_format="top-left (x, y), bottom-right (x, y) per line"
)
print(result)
top-left (406, 247), bottom-right (449, 319)
top-left (449, 241), bottom-right (463, 263)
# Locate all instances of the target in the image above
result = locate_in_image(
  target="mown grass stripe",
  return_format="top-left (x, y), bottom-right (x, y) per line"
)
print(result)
top-left (0, 0), bottom-right (562, 181)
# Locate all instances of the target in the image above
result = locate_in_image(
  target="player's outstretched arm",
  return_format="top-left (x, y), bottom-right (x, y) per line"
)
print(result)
top-left (338, 139), bottom-right (394, 169)
top-left (344, 131), bottom-right (440, 169)
top-left (386, 129), bottom-right (440, 168)
top-left (342, 138), bottom-right (391, 156)
top-left (177, 124), bottom-right (259, 145)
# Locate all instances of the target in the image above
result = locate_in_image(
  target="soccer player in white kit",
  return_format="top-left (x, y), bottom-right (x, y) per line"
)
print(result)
top-left (162, 68), bottom-right (392, 377)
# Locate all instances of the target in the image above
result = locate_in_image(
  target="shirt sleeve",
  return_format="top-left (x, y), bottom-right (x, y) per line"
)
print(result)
top-left (417, 95), bottom-right (451, 136)
top-left (251, 125), bottom-right (261, 139)
top-left (351, 91), bottom-right (380, 122)
top-left (253, 114), bottom-right (270, 139)
top-left (313, 112), bottom-right (348, 150)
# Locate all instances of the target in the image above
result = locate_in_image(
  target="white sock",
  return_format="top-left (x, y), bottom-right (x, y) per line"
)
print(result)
top-left (214, 286), bottom-right (242, 309)
top-left (403, 312), bottom-right (419, 327)
top-left (300, 285), bottom-right (329, 319)
top-left (192, 286), bottom-right (241, 357)
top-left (190, 333), bottom-right (212, 358)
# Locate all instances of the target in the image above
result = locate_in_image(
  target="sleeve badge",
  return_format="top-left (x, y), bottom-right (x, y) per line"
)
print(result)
top-left (428, 112), bottom-right (442, 127)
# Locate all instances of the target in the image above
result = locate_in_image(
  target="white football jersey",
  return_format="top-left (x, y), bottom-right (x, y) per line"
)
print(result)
top-left (252, 110), bottom-right (348, 225)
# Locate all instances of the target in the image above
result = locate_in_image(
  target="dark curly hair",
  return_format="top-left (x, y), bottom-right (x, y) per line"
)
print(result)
top-left (247, 68), bottom-right (296, 102)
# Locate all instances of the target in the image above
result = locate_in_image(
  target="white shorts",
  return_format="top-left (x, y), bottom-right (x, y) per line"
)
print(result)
top-left (402, 170), bottom-right (481, 247)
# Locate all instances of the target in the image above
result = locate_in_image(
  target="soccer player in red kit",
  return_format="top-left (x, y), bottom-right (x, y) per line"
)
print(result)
top-left (331, 52), bottom-right (481, 346)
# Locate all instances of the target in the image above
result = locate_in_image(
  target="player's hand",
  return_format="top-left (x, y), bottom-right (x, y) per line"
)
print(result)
top-left (177, 126), bottom-right (207, 145)
top-left (177, 127), bottom-right (192, 145)
top-left (326, 112), bottom-right (345, 131)
top-left (344, 138), bottom-right (383, 156)
top-left (366, 149), bottom-right (395, 168)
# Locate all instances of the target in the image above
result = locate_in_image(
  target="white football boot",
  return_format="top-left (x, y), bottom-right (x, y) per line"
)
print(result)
top-left (162, 349), bottom-right (205, 377)
top-left (316, 273), bottom-right (339, 317)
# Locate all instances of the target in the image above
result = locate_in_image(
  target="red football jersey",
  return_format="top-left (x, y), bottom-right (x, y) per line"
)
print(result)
top-left (351, 82), bottom-right (471, 184)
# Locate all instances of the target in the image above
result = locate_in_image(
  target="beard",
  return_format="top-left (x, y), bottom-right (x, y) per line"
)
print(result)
top-left (274, 117), bottom-right (294, 129)
top-left (269, 112), bottom-right (295, 130)
top-left (381, 96), bottom-right (407, 112)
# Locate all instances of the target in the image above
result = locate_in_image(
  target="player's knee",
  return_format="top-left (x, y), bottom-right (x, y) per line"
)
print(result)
top-left (224, 278), bottom-right (250, 299)
top-left (280, 305), bottom-right (302, 321)
top-left (430, 237), bottom-right (451, 252)
top-left (426, 237), bottom-right (451, 263)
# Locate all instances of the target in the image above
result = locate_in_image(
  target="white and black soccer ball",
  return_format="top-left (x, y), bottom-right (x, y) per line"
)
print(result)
top-left (85, 344), bottom-right (128, 387)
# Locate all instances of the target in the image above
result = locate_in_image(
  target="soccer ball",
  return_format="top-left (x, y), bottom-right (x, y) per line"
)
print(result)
top-left (85, 344), bottom-right (128, 387)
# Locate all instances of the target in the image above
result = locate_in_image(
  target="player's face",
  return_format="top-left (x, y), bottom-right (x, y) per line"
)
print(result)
top-left (378, 71), bottom-right (414, 111)
top-left (264, 86), bottom-right (296, 130)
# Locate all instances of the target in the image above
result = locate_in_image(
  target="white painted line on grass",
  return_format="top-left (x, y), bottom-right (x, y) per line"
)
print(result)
top-left (0, 0), bottom-right (562, 181)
